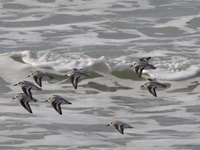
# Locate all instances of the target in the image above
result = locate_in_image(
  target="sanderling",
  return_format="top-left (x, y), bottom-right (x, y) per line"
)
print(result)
top-left (45, 95), bottom-right (72, 115)
top-left (13, 81), bottom-right (42, 100)
top-left (141, 78), bottom-right (167, 97)
top-left (12, 93), bottom-right (38, 113)
top-left (27, 71), bottom-right (53, 87)
top-left (66, 68), bottom-right (90, 89)
top-left (130, 57), bottom-right (156, 78)
top-left (107, 121), bottom-right (133, 134)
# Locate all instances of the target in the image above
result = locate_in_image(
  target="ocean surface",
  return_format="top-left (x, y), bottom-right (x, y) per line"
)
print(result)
top-left (0, 0), bottom-right (200, 149)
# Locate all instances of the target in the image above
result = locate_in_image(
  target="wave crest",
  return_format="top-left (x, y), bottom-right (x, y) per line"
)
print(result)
top-left (10, 51), bottom-right (200, 80)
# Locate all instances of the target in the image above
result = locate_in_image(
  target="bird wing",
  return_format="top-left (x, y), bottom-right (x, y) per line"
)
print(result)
top-left (157, 83), bottom-right (167, 88)
top-left (22, 86), bottom-right (33, 100)
top-left (52, 100), bottom-right (62, 115)
top-left (20, 98), bottom-right (32, 113)
top-left (71, 74), bottom-right (81, 89)
top-left (113, 124), bottom-right (123, 134)
top-left (135, 65), bottom-right (140, 75)
top-left (147, 85), bottom-right (157, 97)
top-left (119, 125), bottom-right (124, 134)
top-left (147, 78), bottom-right (154, 81)
top-left (138, 66), bottom-right (145, 78)
top-left (38, 77), bottom-right (43, 87)
top-left (140, 57), bottom-right (151, 62)
top-left (47, 74), bottom-right (53, 80)
top-left (55, 96), bottom-right (72, 104)
top-left (33, 76), bottom-right (40, 87)
top-left (80, 72), bottom-right (90, 78)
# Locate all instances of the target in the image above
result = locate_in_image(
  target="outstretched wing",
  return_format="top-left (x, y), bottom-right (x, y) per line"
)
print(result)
top-left (135, 65), bottom-right (140, 75)
top-left (32, 76), bottom-right (39, 87)
top-left (22, 86), bottom-right (33, 100)
top-left (147, 85), bottom-right (157, 97)
top-left (52, 101), bottom-right (62, 115)
top-left (20, 98), bottom-right (32, 113)
top-left (147, 78), bottom-right (154, 81)
top-left (140, 57), bottom-right (151, 62)
top-left (119, 125), bottom-right (124, 134)
top-left (38, 77), bottom-right (43, 87)
top-left (138, 67), bottom-right (145, 78)
top-left (71, 74), bottom-right (81, 89)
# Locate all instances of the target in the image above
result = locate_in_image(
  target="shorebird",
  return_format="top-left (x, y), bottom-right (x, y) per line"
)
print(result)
top-left (66, 68), bottom-right (90, 89)
top-left (141, 78), bottom-right (167, 97)
top-left (45, 95), bottom-right (72, 115)
top-left (13, 81), bottom-right (42, 100)
top-left (27, 71), bottom-right (53, 87)
top-left (12, 93), bottom-right (38, 113)
top-left (107, 121), bottom-right (133, 134)
top-left (130, 57), bottom-right (156, 78)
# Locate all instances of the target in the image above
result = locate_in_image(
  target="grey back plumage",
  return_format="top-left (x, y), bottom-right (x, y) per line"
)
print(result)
top-left (13, 80), bottom-right (42, 100)
top-left (46, 95), bottom-right (72, 115)
top-left (28, 71), bottom-right (53, 87)
top-left (107, 121), bottom-right (133, 134)
top-left (142, 78), bottom-right (167, 97)
top-left (66, 68), bottom-right (89, 89)
top-left (12, 93), bottom-right (38, 113)
top-left (130, 57), bottom-right (156, 78)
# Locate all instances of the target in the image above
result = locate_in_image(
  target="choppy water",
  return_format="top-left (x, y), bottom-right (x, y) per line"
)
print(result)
top-left (1, 0), bottom-right (200, 149)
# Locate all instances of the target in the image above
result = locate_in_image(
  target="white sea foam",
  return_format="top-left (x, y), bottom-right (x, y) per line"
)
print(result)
top-left (153, 14), bottom-right (200, 33)
top-left (1, 0), bottom-right (200, 150)
top-left (3, 51), bottom-right (200, 81)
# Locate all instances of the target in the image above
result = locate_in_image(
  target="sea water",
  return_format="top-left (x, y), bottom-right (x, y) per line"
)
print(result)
top-left (0, 0), bottom-right (200, 149)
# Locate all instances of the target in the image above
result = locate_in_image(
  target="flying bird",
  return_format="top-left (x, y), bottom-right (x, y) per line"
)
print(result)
top-left (66, 68), bottom-right (90, 89)
top-left (12, 93), bottom-right (38, 113)
top-left (107, 121), bottom-right (133, 134)
top-left (13, 80), bottom-right (42, 100)
top-left (141, 78), bottom-right (167, 97)
top-left (130, 57), bottom-right (156, 78)
top-left (45, 95), bottom-right (72, 115)
top-left (27, 71), bottom-right (53, 87)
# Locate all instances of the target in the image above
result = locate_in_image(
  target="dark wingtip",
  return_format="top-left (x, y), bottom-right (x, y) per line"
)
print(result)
top-left (147, 57), bottom-right (151, 60)
top-left (28, 109), bottom-right (33, 113)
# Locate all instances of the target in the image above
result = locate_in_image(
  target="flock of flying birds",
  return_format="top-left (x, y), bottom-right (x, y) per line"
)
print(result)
top-left (12, 57), bottom-right (167, 134)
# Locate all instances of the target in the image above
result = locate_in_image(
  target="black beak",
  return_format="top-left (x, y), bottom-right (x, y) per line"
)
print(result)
top-left (106, 124), bottom-right (110, 126)
top-left (27, 75), bottom-right (31, 77)
top-left (141, 85), bottom-right (144, 88)
top-left (13, 84), bottom-right (17, 86)
top-left (44, 100), bottom-right (48, 102)
top-left (130, 65), bottom-right (133, 67)
top-left (12, 97), bottom-right (15, 100)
